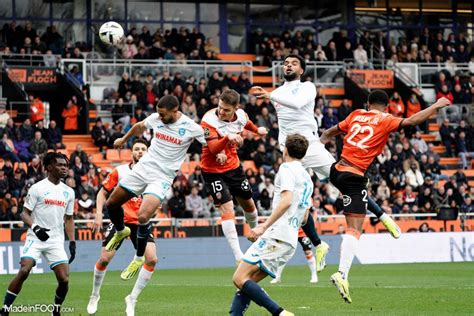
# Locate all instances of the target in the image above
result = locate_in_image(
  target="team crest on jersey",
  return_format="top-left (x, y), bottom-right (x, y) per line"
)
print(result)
top-left (63, 191), bottom-right (69, 199)
top-left (204, 128), bottom-right (210, 138)
top-left (178, 128), bottom-right (186, 136)
top-left (342, 195), bottom-right (352, 206)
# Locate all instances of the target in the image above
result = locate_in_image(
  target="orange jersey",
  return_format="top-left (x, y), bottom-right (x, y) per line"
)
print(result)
top-left (338, 109), bottom-right (403, 172)
top-left (200, 108), bottom-right (258, 173)
top-left (102, 163), bottom-right (141, 224)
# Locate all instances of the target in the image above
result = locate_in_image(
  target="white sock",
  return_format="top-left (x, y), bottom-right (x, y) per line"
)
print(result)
top-left (379, 213), bottom-right (389, 221)
top-left (131, 266), bottom-right (154, 299)
top-left (307, 254), bottom-right (317, 279)
top-left (338, 234), bottom-right (359, 279)
top-left (244, 210), bottom-right (258, 229)
top-left (134, 255), bottom-right (144, 261)
top-left (92, 265), bottom-right (107, 297)
top-left (222, 220), bottom-right (243, 260)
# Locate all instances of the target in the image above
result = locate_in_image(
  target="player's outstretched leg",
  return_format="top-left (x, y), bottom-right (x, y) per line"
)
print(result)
top-left (331, 216), bottom-right (363, 304)
top-left (52, 263), bottom-right (69, 316)
top-left (232, 262), bottom-right (293, 315)
top-left (87, 248), bottom-right (115, 314)
top-left (302, 215), bottom-right (329, 272)
top-left (125, 242), bottom-right (157, 316)
top-left (367, 198), bottom-right (401, 238)
top-left (104, 187), bottom-right (135, 251)
top-left (304, 250), bottom-right (318, 283)
top-left (220, 202), bottom-right (243, 262)
top-left (121, 194), bottom-right (159, 280)
top-left (2, 259), bottom-right (35, 315)
top-left (230, 290), bottom-right (251, 315)
top-left (236, 197), bottom-right (259, 229)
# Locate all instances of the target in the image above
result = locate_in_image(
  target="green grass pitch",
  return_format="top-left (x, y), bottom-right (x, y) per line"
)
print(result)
top-left (1, 262), bottom-right (472, 315)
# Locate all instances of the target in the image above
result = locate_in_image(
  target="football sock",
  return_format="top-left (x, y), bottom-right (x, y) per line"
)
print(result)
top-left (222, 220), bottom-right (243, 261)
top-left (306, 253), bottom-right (317, 280)
top-left (130, 264), bottom-right (154, 299)
top-left (136, 222), bottom-right (151, 257)
top-left (91, 262), bottom-right (107, 297)
top-left (230, 290), bottom-right (251, 316)
top-left (104, 204), bottom-right (125, 231)
top-left (243, 210), bottom-right (258, 229)
top-left (338, 229), bottom-right (360, 279)
top-left (241, 280), bottom-right (283, 315)
top-left (379, 213), bottom-right (390, 222)
top-left (55, 280), bottom-right (68, 305)
top-left (367, 197), bottom-right (384, 218)
top-left (301, 215), bottom-right (321, 247)
top-left (3, 290), bottom-right (17, 308)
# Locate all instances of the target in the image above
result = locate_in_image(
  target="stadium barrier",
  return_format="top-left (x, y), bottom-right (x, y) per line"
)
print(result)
top-left (0, 213), bottom-right (472, 242)
top-left (64, 58), bottom-right (253, 87)
top-left (0, 232), bottom-right (472, 275)
top-left (418, 63), bottom-right (471, 88)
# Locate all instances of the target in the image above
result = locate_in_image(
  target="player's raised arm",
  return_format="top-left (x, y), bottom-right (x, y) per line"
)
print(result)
top-left (113, 120), bottom-right (147, 149)
top-left (270, 82), bottom-right (316, 110)
top-left (320, 125), bottom-right (343, 144)
top-left (401, 97), bottom-right (451, 127)
top-left (252, 83), bottom-right (316, 110)
top-left (243, 114), bottom-right (267, 136)
top-left (93, 187), bottom-right (108, 233)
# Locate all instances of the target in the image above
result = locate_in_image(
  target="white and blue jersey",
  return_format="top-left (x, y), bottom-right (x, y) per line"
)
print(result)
top-left (263, 160), bottom-right (313, 248)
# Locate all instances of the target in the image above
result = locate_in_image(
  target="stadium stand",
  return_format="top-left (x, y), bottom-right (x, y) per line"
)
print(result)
top-left (0, 17), bottom-right (473, 222)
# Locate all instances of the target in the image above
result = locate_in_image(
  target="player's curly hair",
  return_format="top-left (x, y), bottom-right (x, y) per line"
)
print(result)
top-left (368, 90), bottom-right (389, 107)
top-left (284, 54), bottom-right (306, 72)
top-left (43, 152), bottom-right (69, 168)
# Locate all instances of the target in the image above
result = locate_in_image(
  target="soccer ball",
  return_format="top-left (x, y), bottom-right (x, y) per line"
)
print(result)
top-left (99, 21), bottom-right (124, 46)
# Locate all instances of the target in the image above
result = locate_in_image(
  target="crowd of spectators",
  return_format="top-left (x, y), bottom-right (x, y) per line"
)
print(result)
top-left (89, 68), bottom-right (474, 220)
top-left (251, 28), bottom-right (474, 68)
top-left (117, 26), bottom-right (220, 61)
top-left (0, 21), bottom-right (473, 223)
top-left (0, 22), bottom-right (221, 62)
top-left (1, 69), bottom-right (473, 222)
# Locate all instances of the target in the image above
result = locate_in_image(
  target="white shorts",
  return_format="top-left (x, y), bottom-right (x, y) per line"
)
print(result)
top-left (281, 141), bottom-right (335, 180)
top-left (119, 161), bottom-right (173, 201)
top-left (242, 237), bottom-right (295, 278)
top-left (21, 238), bottom-right (68, 269)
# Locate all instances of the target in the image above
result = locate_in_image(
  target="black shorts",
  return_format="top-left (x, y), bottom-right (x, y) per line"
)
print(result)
top-left (298, 236), bottom-right (312, 251)
top-left (102, 223), bottom-right (155, 250)
top-left (329, 163), bottom-right (369, 216)
top-left (202, 166), bottom-right (253, 206)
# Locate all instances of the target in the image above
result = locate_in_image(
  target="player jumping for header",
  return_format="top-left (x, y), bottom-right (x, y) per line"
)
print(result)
top-left (87, 139), bottom-right (156, 316)
top-left (251, 54), bottom-right (402, 272)
top-left (103, 96), bottom-right (206, 284)
top-left (201, 89), bottom-right (267, 262)
top-left (320, 91), bottom-right (450, 303)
